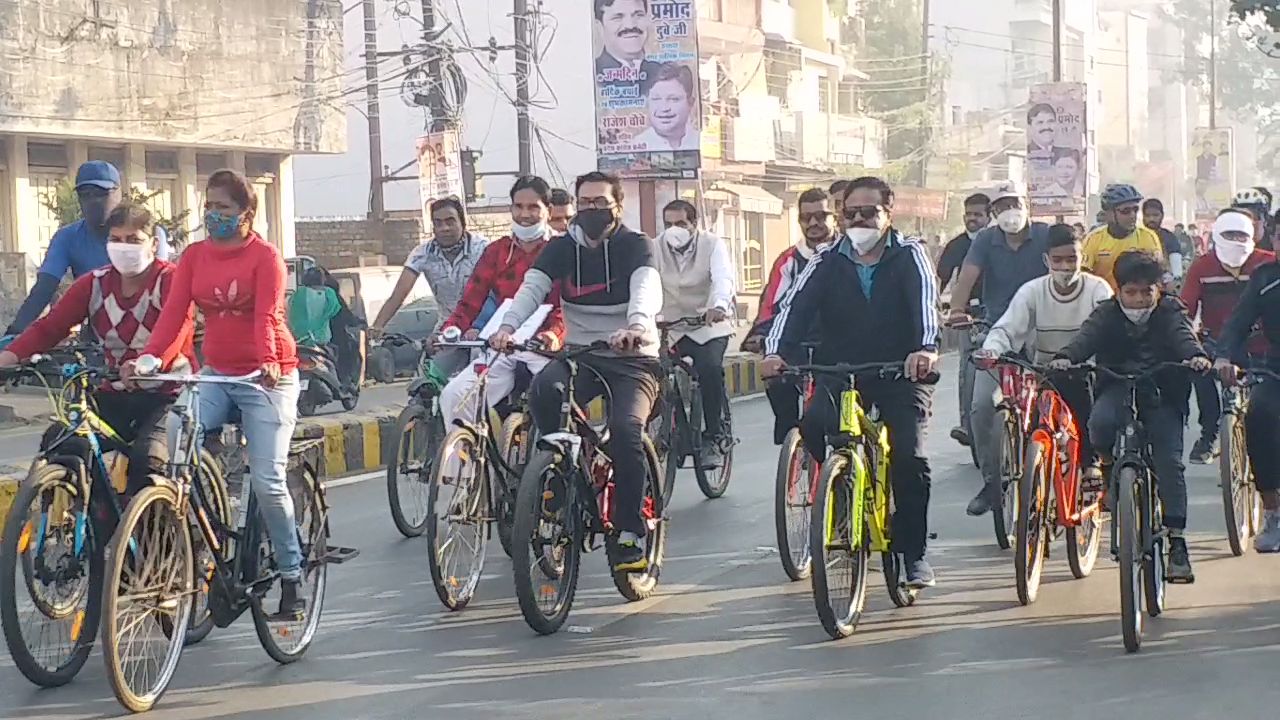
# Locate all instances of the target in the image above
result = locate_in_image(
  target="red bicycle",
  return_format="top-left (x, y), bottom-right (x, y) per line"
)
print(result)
top-left (992, 355), bottom-right (1105, 605)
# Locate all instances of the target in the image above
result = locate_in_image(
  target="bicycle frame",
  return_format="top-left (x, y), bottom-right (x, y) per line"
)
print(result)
top-left (836, 388), bottom-right (893, 555)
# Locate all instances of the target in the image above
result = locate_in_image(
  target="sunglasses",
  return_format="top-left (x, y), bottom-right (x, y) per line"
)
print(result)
top-left (842, 205), bottom-right (883, 222)
top-left (799, 211), bottom-right (831, 224)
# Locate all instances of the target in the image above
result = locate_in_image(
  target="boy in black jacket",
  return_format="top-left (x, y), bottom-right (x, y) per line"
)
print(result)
top-left (1051, 251), bottom-right (1210, 582)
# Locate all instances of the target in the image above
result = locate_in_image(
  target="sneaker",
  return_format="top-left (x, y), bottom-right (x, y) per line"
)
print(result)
top-left (1167, 537), bottom-right (1195, 583)
top-left (698, 440), bottom-right (724, 469)
top-left (1255, 510), bottom-right (1280, 553)
top-left (905, 556), bottom-right (937, 588)
top-left (276, 579), bottom-right (306, 620)
top-left (612, 532), bottom-right (647, 573)
top-left (966, 486), bottom-right (997, 517)
top-left (950, 426), bottom-right (971, 446)
top-left (1189, 437), bottom-right (1219, 464)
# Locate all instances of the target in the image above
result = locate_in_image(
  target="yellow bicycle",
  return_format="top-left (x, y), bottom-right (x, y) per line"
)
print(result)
top-left (789, 362), bottom-right (924, 639)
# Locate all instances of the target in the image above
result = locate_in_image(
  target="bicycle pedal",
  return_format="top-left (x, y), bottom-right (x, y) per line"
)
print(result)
top-left (322, 546), bottom-right (360, 564)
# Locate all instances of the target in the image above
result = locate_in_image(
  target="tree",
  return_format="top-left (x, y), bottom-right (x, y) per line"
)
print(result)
top-left (39, 179), bottom-right (194, 249)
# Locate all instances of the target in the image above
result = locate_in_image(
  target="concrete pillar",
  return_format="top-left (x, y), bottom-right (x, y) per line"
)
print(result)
top-left (9, 136), bottom-right (40, 263)
top-left (124, 143), bottom-right (147, 194)
top-left (177, 148), bottom-right (203, 244)
top-left (276, 155), bottom-right (297, 258)
top-left (68, 141), bottom-right (88, 174)
top-left (228, 151), bottom-right (246, 175)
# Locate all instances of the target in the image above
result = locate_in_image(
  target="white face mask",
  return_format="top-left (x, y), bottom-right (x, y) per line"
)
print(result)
top-left (1051, 269), bottom-right (1081, 288)
top-left (1213, 237), bottom-right (1254, 268)
top-left (846, 228), bottom-right (882, 255)
top-left (660, 226), bottom-right (694, 251)
top-left (511, 221), bottom-right (548, 243)
top-left (996, 207), bottom-right (1028, 234)
top-left (106, 243), bottom-right (153, 277)
top-left (1121, 305), bottom-right (1154, 325)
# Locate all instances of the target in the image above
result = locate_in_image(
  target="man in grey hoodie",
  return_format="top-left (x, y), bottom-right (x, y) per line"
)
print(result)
top-left (489, 171), bottom-right (663, 572)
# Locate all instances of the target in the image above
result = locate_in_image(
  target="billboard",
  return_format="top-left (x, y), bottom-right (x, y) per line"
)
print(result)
top-left (592, 0), bottom-right (702, 179)
top-left (1026, 82), bottom-right (1087, 217)
top-left (417, 130), bottom-right (464, 225)
top-left (1191, 127), bottom-right (1234, 222)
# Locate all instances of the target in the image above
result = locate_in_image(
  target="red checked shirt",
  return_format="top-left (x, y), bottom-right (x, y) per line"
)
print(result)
top-left (442, 235), bottom-right (565, 344)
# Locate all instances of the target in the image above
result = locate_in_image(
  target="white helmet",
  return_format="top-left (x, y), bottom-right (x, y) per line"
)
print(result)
top-left (1233, 187), bottom-right (1272, 212)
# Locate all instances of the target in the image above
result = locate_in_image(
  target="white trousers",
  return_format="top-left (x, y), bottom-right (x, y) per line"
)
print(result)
top-left (439, 351), bottom-right (550, 430)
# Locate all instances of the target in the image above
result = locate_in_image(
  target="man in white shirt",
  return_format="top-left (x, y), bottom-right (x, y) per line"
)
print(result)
top-left (653, 199), bottom-right (736, 467)
top-left (973, 223), bottom-right (1112, 481)
top-left (634, 63), bottom-right (700, 152)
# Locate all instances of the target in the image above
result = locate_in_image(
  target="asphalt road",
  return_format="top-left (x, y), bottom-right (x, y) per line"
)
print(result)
top-left (3, 356), bottom-right (1280, 719)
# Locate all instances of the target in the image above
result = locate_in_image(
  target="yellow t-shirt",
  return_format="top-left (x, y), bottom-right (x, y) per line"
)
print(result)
top-left (1082, 225), bottom-right (1166, 290)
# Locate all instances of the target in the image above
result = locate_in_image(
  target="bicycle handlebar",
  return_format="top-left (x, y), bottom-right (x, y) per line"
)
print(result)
top-left (657, 315), bottom-right (707, 331)
top-left (1089, 361), bottom-right (1202, 383)
top-left (132, 370), bottom-right (265, 390)
top-left (783, 361), bottom-right (941, 385)
top-left (508, 340), bottom-right (611, 360)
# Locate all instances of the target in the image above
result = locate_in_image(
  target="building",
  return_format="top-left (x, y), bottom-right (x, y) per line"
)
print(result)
top-left (0, 0), bottom-right (345, 301)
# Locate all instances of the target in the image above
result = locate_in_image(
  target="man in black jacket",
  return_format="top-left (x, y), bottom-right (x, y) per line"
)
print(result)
top-left (1051, 251), bottom-right (1209, 582)
top-left (761, 176), bottom-right (942, 589)
top-left (936, 192), bottom-right (990, 447)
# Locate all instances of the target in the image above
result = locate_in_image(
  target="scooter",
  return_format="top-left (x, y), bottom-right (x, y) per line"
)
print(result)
top-left (297, 344), bottom-right (359, 416)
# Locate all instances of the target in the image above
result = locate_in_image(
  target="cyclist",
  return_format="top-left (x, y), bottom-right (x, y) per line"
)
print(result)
top-left (742, 186), bottom-right (834, 444)
top-left (760, 176), bottom-right (942, 588)
top-left (1231, 187), bottom-right (1273, 252)
top-left (124, 170), bottom-right (307, 617)
top-left (370, 197), bottom-right (488, 377)
top-left (946, 181), bottom-right (1051, 517)
top-left (1181, 209), bottom-right (1274, 464)
top-left (0, 203), bottom-right (195, 496)
top-left (1142, 199), bottom-right (1185, 283)
top-left (972, 224), bottom-right (1112, 483)
top-left (1081, 184), bottom-right (1166, 291)
top-left (1050, 251), bottom-right (1210, 582)
top-left (437, 175), bottom-right (565, 430)
top-left (936, 192), bottom-right (991, 447)
top-left (489, 171), bottom-right (661, 572)
top-left (549, 187), bottom-right (575, 234)
top-left (654, 199), bottom-right (736, 467)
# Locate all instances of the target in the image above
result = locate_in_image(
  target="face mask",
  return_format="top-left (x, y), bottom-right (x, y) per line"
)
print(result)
top-left (511, 221), bottom-right (548, 243)
top-left (996, 207), bottom-right (1028, 234)
top-left (1214, 238), bottom-right (1254, 268)
top-left (1122, 305), bottom-right (1154, 325)
top-left (1051, 269), bottom-right (1080, 287)
top-left (80, 196), bottom-right (112, 228)
top-left (846, 228), bottom-right (882, 255)
top-left (660, 226), bottom-right (693, 251)
top-left (574, 209), bottom-right (615, 240)
top-left (204, 210), bottom-right (242, 240)
top-left (106, 243), bottom-right (153, 277)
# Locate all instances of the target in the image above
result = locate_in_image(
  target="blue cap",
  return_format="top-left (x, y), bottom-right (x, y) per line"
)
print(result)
top-left (74, 160), bottom-right (121, 190)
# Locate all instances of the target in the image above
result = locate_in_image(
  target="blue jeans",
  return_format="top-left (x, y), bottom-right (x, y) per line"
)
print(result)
top-left (170, 369), bottom-right (303, 580)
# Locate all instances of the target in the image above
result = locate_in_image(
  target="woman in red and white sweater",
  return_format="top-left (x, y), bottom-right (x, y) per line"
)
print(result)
top-left (124, 169), bottom-right (306, 617)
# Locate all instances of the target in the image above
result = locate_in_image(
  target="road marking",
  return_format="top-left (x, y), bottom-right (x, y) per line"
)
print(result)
top-left (328, 469), bottom-right (385, 488)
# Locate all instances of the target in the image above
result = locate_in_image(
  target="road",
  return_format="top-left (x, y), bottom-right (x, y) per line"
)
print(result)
top-left (3, 357), bottom-right (1280, 719)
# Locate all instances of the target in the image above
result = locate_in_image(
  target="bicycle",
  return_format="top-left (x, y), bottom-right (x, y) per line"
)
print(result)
top-left (1218, 368), bottom-right (1279, 556)
top-left (425, 337), bottom-right (535, 610)
top-left (509, 342), bottom-right (666, 635)
top-left (946, 312), bottom-right (990, 468)
top-left (99, 365), bottom-right (357, 712)
top-left (0, 351), bottom-right (227, 688)
top-left (988, 356), bottom-right (1106, 605)
top-left (385, 333), bottom-right (451, 538)
top-left (772, 343), bottom-right (820, 581)
top-left (785, 362), bottom-right (934, 640)
top-left (649, 316), bottom-right (736, 502)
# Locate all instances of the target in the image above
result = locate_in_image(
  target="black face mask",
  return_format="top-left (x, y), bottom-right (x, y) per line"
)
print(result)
top-left (575, 209), bottom-right (615, 240)
top-left (80, 195), bottom-right (112, 229)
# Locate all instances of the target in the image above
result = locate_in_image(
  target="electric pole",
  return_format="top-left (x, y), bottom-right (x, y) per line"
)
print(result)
top-left (1209, 0), bottom-right (1218, 129)
top-left (422, 0), bottom-right (448, 133)
top-left (1052, 0), bottom-right (1062, 82)
top-left (362, 0), bottom-right (385, 219)
top-left (918, 0), bottom-right (930, 188)
top-left (514, 0), bottom-right (534, 176)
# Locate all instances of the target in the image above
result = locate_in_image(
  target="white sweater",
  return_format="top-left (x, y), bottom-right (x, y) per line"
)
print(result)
top-left (982, 274), bottom-right (1114, 363)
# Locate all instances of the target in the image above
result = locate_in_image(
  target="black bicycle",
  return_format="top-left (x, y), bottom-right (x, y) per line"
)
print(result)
top-left (649, 316), bottom-right (735, 502)
top-left (1218, 367), bottom-right (1279, 556)
top-left (386, 333), bottom-right (450, 538)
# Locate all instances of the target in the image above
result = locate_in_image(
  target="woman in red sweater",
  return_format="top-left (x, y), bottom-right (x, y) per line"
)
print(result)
top-left (124, 169), bottom-right (306, 617)
top-left (0, 204), bottom-right (195, 493)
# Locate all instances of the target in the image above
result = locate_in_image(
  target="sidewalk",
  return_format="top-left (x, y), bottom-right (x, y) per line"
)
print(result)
top-left (0, 386), bottom-right (56, 427)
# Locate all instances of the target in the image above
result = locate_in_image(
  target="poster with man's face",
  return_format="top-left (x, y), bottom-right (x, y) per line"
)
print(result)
top-left (592, 0), bottom-right (702, 179)
top-left (1026, 82), bottom-right (1087, 216)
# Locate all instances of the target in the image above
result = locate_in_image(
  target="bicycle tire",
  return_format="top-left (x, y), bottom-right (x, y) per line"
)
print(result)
top-left (497, 412), bottom-right (531, 558)
top-left (1142, 479), bottom-right (1166, 618)
top-left (1117, 466), bottom-right (1144, 653)
top-left (0, 464), bottom-right (102, 687)
top-left (1220, 410), bottom-right (1251, 556)
top-left (694, 398), bottom-right (733, 499)
top-left (610, 437), bottom-right (666, 601)
top-left (101, 483), bottom-right (193, 713)
top-left (512, 450), bottom-right (582, 635)
top-left (251, 461), bottom-right (330, 664)
top-left (993, 411), bottom-right (1019, 550)
top-left (809, 452), bottom-right (869, 640)
top-left (1065, 471), bottom-right (1103, 579)
top-left (185, 450), bottom-right (230, 647)
top-left (774, 428), bottom-right (813, 581)
top-left (426, 428), bottom-right (488, 611)
top-left (387, 403), bottom-right (442, 537)
top-left (1015, 441), bottom-right (1049, 606)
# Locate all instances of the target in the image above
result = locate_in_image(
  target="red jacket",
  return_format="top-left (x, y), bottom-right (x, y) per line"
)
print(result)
top-left (747, 241), bottom-right (825, 340)
top-left (442, 236), bottom-right (565, 343)
top-left (1181, 248), bottom-right (1275, 355)
top-left (146, 233), bottom-right (297, 375)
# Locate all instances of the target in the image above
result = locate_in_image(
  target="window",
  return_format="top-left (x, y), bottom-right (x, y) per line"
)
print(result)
top-left (145, 150), bottom-right (178, 175)
top-left (87, 146), bottom-right (125, 170)
top-left (27, 142), bottom-right (67, 170)
top-left (818, 78), bottom-right (831, 113)
top-left (246, 154), bottom-right (277, 179)
top-left (741, 212), bottom-right (765, 291)
top-left (196, 152), bottom-right (227, 176)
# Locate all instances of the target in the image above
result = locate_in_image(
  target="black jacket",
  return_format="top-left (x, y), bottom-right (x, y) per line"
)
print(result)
top-left (764, 230), bottom-right (941, 365)
top-left (1221, 260), bottom-right (1280, 367)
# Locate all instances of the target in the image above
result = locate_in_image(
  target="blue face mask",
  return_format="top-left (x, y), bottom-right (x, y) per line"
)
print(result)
top-left (204, 210), bottom-right (241, 240)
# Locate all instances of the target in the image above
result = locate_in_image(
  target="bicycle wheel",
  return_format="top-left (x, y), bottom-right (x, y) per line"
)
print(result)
top-left (512, 450), bottom-right (583, 635)
top-left (809, 452), bottom-right (869, 640)
top-left (1117, 466), bottom-right (1144, 653)
top-left (497, 412), bottom-right (532, 558)
top-left (426, 428), bottom-right (489, 611)
top-left (610, 437), bottom-right (666, 601)
top-left (774, 428), bottom-right (814, 581)
top-left (0, 464), bottom-right (102, 687)
top-left (694, 398), bottom-right (733, 499)
top-left (1220, 410), bottom-right (1251, 556)
top-left (1015, 440), bottom-right (1050, 606)
top-left (387, 403), bottom-right (443, 537)
top-left (251, 461), bottom-right (330, 664)
top-left (648, 384), bottom-right (680, 506)
top-left (185, 450), bottom-right (230, 647)
top-left (1065, 467), bottom-right (1103, 580)
top-left (1142, 479), bottom-right (1166, 618)
top-left (101, 484), bottom-right (193, 713)
top-left (993, 411), bottom-right (1020, 550)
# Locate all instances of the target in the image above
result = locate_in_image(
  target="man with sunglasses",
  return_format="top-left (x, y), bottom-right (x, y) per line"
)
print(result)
top-left (1082, 184), bottom-right (1165, 291)
top-left (946, 181), bottom-right (1051, 517)
top-left (760, 176), bottom-right (942, 589)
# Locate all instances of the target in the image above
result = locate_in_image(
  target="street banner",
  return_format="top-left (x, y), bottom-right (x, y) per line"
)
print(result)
top-left (416, 129), bottom-right (463, 225)
top-left (1191, 127), bottom-right (1234, 223)
top-left (1025, 82), bottom-right (1087, 217)
top-left (592, 0), bottom-right (701, 179)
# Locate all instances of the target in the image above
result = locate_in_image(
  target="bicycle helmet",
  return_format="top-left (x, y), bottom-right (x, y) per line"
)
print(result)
top-left (1100, 183), bottom-right (1143, 210)
top-left (1232, 187), bottom-right (1272, 213)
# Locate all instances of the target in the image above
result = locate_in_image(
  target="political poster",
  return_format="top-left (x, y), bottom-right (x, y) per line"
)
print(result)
top-left (1026, 82), bottom-right (1087, 217)
top-left (1191, 127), bottom-right (1234, 223)
top-left (416, 129), bottom-right (463, 226)
top-left (592, 0), bottom-right (702, 179)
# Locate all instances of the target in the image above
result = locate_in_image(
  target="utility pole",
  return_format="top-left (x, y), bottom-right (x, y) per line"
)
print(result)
top-left (422, 0), bottom-right (447, 133)
top-left (918, 0), bottom-right (930, 189)
top-left (514, 0), bottom-right (534, 176)
top-left (1052, 0), bottom-right (1062, 82)
top-left (1209, 0), bottom-right (1218, 129)
top-left (362, 0), bottom-right (385, 219)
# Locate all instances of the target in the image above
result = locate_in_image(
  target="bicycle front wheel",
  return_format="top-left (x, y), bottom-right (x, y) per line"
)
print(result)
top-left (387, 403), bottom-right (443, 537)
top-left (101, 484), bottom-right (193, 713)
top-left (1220, 410), bottom-right (1252, 556)
top-left (1117, 466), bottom-right (1144, 653)
top-left (809, 452), bottom-right (869, 640)
top-left (694, 398), bottom-right (733, 499)
top-left (993, 411), bottom-right (1020, 550)
top-left (774, 428), bottom-right (814, 581)
top-left (1015, 440), bottom-right (1050, 606)
top-left (426, 428), bottom-right (489, 611)
top-left (512, 450), bottom-right (583, 635)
